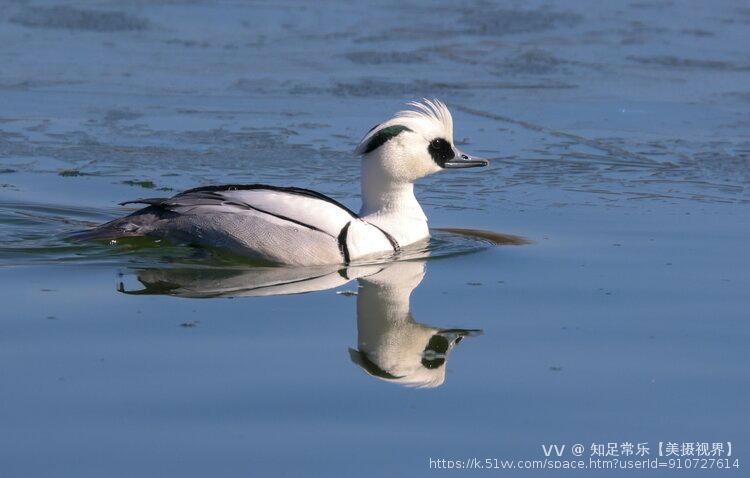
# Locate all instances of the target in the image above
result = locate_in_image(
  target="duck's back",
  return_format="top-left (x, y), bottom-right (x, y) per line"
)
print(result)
top-left (79, 184), bottom-right (395, 265)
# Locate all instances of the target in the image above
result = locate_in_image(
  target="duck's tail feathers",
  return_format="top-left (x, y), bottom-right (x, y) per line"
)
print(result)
top-left (67, 220), bottom-right (142, 242)
top-left (67, 204), bottom-right (167, 242)
top-left (118, 197), bottom-right (169, 207)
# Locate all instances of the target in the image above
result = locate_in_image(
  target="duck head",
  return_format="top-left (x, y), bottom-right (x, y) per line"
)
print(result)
top-left (355, 99), bottom-right (488, 183)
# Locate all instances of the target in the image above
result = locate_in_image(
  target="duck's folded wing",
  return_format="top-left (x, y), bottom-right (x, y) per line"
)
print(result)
top-left (123, 184), bottom-right (358, 239)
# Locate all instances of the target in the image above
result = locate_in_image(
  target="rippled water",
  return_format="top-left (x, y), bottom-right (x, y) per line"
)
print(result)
top-left (1, 1), bottom-right (748, 477)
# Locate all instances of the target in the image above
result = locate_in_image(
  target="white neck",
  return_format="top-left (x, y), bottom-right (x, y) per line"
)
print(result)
top-left (359, 160), bottom-right (429, 246)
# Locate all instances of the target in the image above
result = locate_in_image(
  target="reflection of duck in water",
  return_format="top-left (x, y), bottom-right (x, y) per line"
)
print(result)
top-left (120, 259), bottom-right (479, 388)
top-left (119, 265), bottom-right (368, 298)
top-left (350, 261), bottom-right (479, 388)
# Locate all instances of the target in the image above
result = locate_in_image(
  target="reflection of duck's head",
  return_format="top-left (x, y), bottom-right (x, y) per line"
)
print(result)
top-left (349, 261), bottom-right (480, 388)
top-left (349, 327), bottom-right (479, 389)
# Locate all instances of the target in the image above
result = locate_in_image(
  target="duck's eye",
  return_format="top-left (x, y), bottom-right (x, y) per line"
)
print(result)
top-left (428, 138), bottom-right (455, 167)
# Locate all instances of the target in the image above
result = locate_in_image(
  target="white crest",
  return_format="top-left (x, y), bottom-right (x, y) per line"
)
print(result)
top-left (355, 98), bottom-right (454, 155)
top-left (395, 98), bottom-right (454, 142)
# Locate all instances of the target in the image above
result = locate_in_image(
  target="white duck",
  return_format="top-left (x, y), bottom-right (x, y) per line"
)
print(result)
top-left (76, 99), bottom-right (488, 265)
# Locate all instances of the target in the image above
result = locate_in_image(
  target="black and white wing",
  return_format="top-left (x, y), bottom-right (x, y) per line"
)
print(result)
top-left (76, 184), bottom-right (396, 265)
top-left (101, 184), bottom-right (359, 265)
top-left (132, 184), bottom-right (358, 238)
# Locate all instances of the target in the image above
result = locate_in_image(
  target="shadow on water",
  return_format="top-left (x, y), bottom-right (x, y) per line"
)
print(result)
top-left (435, 227), bottom-right (532, 246)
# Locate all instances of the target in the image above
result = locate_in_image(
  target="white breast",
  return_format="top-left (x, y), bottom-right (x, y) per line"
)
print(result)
top-left (345, 219), bottom-right (398, 262)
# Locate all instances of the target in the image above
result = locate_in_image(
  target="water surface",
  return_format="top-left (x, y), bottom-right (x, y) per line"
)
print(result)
top-left (0, 1), bottom-right (748, 477)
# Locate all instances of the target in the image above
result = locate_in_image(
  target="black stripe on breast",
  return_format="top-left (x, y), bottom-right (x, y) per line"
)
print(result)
top-left (368, 223), bottom-right (400, 254)
top-left (349, 349), bottom-right (404, 380)
top-left (337, 221), bottom-right (352, 264)
top-left (178, 184), bottom-right (359, 218)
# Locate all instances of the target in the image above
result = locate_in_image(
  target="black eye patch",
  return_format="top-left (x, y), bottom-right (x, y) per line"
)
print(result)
top-left (428, 138), bottom-right (455, 167)
top-left (362, 125), bottom-right (413, 154)
top-left (421, 334), bottom-right (450, 369)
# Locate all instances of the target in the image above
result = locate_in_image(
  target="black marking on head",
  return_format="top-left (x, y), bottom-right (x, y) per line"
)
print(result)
top-left (362, 125), bottom-right (413, 154)
top-left (337, 221), bottom-right (352, 264)
top-left (422, 356), bottom-right (446, 369)
top-left (421, 334), bottom-right (450, 369)
top-left (427, 138), bottom-right (455, 167)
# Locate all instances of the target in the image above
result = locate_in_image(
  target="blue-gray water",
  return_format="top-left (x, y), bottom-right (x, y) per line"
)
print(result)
top-left (0, 1), bottom-right (748, 477)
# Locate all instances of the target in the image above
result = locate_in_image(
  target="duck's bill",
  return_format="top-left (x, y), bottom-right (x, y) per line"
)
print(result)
top-left (445, 149), bottom-right (489, 168)
top-left (438, 328), bottom-right (484, 339)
